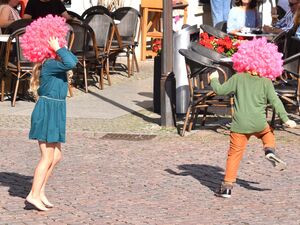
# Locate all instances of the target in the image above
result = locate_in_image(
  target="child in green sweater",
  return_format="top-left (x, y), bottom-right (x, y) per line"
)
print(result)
top-left (209, 38), bottom-right (297, 198)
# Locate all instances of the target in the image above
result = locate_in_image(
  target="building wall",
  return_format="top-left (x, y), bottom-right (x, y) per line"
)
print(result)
top-left (66, 0), bottom-right (212, 59)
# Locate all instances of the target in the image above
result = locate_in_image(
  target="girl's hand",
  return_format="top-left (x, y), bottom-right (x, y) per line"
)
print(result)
top-left (48, 37), bottom-right (60, 52)
top-left (284, 120), bottom-right (297, 128)
top-left (209, 71), bottom-right (219, 81)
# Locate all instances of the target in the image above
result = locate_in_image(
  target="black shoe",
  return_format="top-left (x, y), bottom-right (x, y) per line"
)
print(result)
top-left (215, 183), bottom-right (233, 198)
top-left (265, 148), bottom-right (287, 171)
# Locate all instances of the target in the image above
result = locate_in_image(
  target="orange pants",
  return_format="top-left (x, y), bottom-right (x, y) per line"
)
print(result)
top-left (224, 125), bottom-right (275, 183)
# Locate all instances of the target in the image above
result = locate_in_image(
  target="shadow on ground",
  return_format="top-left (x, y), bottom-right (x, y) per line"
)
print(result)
top-left (88, 90), bottom-right (160, 125)
top-left (0, 172), bottom-right (32, 199)
top-left (165, 164), bottom-right (271, 192)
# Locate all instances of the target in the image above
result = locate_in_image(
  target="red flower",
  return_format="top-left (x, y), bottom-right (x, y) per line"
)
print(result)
top-left (216, 46), bottom-right (225, 53)
top-left (198, 32), bottom-right (243, 57)
top-left (152, 38), bottom-right (162, 54)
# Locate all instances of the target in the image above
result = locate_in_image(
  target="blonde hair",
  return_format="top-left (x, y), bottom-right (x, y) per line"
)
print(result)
top-left (29, 63), bottom-right (42, 98)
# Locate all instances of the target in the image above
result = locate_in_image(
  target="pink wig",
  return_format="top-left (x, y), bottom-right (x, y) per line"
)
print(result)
top-left (232, 38), bottom-right (283, 80)
top-left (20, 15), bottom-right (69, 63)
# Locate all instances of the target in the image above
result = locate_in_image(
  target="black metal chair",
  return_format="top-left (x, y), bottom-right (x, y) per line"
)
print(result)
top-left (2, 19), bottom-right (33, 34)
top-left (67, 10), bottom-right (83, 20)
top-left (179, 49), bottom-right (233, 136)
top-left (215, 21), bottom-right (227, 33)
top-left (200, 24), bottom-right (230, 39)
top-left (84, 13), bottom-right (115, 89)
top-left (67, 20), bottom-right (100, 93)
top-left (81, 5), bottom-right (111, 20)
top-left (190, 42), bottom-right (235, 79)
top-left (111, 7), bottom-right (141, 77)
top-left (274, 46), bottom-right (300, 118)
top-left (1, 28), bottom-right (34, 106)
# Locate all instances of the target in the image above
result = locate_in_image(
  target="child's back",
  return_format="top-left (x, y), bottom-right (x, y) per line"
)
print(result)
top-left (211, 72), bottom-right (289, 133)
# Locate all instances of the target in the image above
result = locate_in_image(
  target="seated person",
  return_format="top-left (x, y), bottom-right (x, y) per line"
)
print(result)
top-left (0, 0), bottom-right (21, 34)
top-left (23, 0), bottom-right (72, 20)
top-left (263, 0), bottom-right (300, 34)
top-left (18, 0), bottom-right (28, 18)
top-left (227, 0), bottom-right (260, 34)
top-left (293, 2), bottom-right (300, 37)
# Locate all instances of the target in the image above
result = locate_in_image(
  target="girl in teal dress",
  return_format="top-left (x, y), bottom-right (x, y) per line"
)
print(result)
top-left (25, 37), bottom-right (77, 211)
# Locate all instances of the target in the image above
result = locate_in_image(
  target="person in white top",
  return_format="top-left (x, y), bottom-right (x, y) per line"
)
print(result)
top-left (258, 0), bottom-right (277, 26)
top-left (0, 0), bottom-right (21, 33)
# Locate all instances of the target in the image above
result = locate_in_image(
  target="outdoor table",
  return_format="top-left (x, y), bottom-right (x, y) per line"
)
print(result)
top-left (0, 34), bottom-right (11, 42)
top-left (234, 31), bottom-right (276, 40)
top-left (219, 57), bottom-right (233, 63)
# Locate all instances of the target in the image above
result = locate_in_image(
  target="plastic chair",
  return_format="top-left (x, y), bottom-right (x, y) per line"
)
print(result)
top-left (179, 49), bottom-right (233, 136)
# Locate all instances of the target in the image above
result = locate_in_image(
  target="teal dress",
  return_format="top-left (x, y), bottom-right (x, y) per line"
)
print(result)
top-left (29, 47), bottom-right (78, 143)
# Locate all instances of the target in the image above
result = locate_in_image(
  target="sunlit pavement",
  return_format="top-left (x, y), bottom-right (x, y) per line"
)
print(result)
top-left (0, 60), bottom-right (299, 225)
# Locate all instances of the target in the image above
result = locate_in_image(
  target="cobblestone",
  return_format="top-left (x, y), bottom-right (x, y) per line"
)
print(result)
top-left (0, 60), bottom-right (300, 224)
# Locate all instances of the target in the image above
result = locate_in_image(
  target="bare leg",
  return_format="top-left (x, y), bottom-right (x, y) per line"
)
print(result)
top-left (40, 143), bottom-right (62, 207)
top-left (26, 142), bottom-right (55, 211)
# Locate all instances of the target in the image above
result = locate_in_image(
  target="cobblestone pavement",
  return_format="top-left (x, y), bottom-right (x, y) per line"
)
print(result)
top-left (1, 60), bottom-right (300, 224)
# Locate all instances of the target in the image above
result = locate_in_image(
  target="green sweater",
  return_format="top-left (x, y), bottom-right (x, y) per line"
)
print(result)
top-left (211, 73), bottom-right (289, 133)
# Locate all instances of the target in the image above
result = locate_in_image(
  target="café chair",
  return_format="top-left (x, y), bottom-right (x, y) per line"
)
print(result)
top-left (111, 7), bottom-right (141, 77)
top-left (84, 13), bottom-right (115, 89)
top-left (67, 20), bottom-right (99, 93)
top-left (1, 26), bottom-right (74, 105)
top-left (179, 49), bottom-right (233, 136)
top-left (67, 10), bottom-right (83, 21)
top-left (1, 28), bottom-right (33, 106)
top-left (190, 42), bottom-right (235, 79)
top-left (215, 21), bottom-right (227, 33)
top-left (273, 51), bottom-right (300, 123)
top-left (81, 5), bottom-right (111, 20)
top-left (200, 24), bottom-right (230, 39)
top-left (2, 19), bottom-right (33, 34)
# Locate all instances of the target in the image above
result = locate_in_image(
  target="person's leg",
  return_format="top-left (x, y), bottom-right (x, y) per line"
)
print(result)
top-left (210, 0), bottom-right (223, 26)
top-left (223, 0), bottom-right (231, 22)
top-left (255, 125), bottom-right (286, 170)
top-left (26, 141), bottom-right (55, 211)
top-left (224, 132), bottom-right (250, 184)
top-left (40, 143), bottom-right (62, 207)
top-left (216, 132), bottom-right (249, 198)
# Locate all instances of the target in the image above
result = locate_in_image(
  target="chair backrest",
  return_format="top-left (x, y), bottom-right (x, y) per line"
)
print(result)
top-left (200, 24), bottom-right (229, 39)
top-left (190, 42), bottom-right (225, 62)
top-left (111, 7), bottom-right (140, 41)
top-left (179, 49), bottom-right (227, 90)
top-left (215, 21), bottom-right (227, 33)
top-left (4, 28), bottom-right (33, 73)
top-left (67, 20), bottom-right (98, 56)
top-left (65, 24), bottom-right (75, 50)
top-left (3, 19), bottom-right (33, 34)
top-left (84, 13), bottom-right (114, 52)
top-left (81, 5), bottom-right (111, 20)
top-left (67, 10), bottom-right (83, 20)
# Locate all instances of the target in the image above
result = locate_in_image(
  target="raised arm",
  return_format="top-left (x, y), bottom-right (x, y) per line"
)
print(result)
top-left (209, 71), bottom-right (237, 96)
top-left (265, 79), bottom-right (296, 127)
top-left (46, 36), bottom-right (78, 72)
